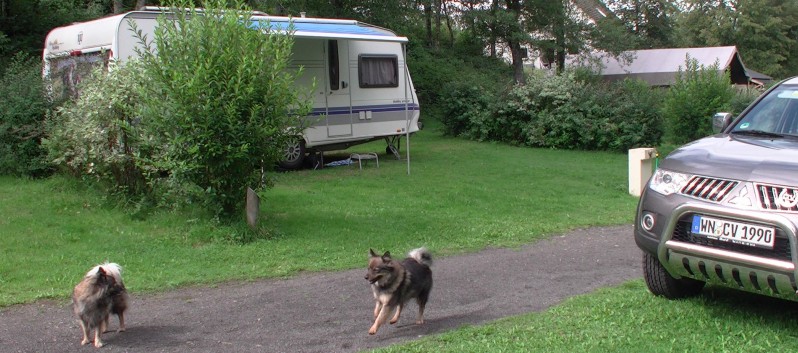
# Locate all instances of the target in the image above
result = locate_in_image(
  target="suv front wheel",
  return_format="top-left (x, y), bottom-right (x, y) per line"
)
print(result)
top-left (642, 252), bottom-right (705, 299)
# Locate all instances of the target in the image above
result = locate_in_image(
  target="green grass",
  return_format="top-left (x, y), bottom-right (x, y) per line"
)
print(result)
top-left (0, 120), bottom-right (637, 307)
top-left (372, 280), bottom-right (798, 353)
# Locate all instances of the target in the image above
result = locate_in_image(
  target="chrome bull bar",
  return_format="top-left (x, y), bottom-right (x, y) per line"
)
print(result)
top-left (658, 203), bottom-right (798, 298)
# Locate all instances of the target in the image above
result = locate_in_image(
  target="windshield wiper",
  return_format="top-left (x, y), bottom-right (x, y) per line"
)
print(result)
top-left (731, 129), bottom-right (786, 138)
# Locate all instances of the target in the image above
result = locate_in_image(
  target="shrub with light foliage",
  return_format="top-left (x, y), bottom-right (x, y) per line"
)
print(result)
top-left (44, 62), bottom-right (146, 194)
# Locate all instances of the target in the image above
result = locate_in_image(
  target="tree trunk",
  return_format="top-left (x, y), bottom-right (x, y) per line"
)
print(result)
top-left (136, 0), bottom-right (147, 10)
top-left (489, 0), bottom-right (499, 58)
top-left (506, 0), bottom-right (525, 85)
top-left (443, 1), bottom-right (454, 45)
top-left (509, 40), bottom-right (526, 85)
top-left (424, 0), bottom-right (433, 47)
top-left (433, 0), bottom-right (441, 48)
top-left (554, 0), bottom-right (566, 74)
top-left (113, 0), bottom-right (124, 14)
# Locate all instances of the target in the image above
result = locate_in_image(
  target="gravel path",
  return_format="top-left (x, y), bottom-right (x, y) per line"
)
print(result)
top-left (0, 225), bottom-right (642, 353)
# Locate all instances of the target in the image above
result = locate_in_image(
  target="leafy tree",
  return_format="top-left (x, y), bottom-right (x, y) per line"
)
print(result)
top-left (254, 0), bottom-right (420, 35)
top-left (113, 0), bottom-right (155, 13)
top-left (0, 0), bottom-right (105, 61)
top-left (605, 0), bottom-right (677, 49)
top-left (731, 0), bottom-right (797, 79)
top-left (131, 0), bottom-right (310, 216)
top-left (460, 0), bottom-right (578, 84)
top-left (0, 53), bottom-right (51, 176)
top-left (675, 0), bottom-right (798, 79)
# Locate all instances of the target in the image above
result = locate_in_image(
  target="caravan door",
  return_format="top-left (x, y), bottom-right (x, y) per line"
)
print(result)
top-left (324, 40), bottom-right (353, 137)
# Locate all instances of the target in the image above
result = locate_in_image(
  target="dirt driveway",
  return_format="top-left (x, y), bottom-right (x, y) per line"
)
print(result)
top-left (0, 225), bottom-right (642, 353)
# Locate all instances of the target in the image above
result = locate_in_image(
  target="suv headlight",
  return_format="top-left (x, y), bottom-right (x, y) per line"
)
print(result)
top-left (649, 169), bottom-right (690, 196)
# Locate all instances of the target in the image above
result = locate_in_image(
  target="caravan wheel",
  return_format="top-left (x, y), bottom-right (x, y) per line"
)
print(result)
top-left (278, 138), bottom-right (306, 170)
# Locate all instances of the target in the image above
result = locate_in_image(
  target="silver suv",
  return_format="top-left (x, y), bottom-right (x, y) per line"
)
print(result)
top-left (635, 76), bottom-right (798, 300)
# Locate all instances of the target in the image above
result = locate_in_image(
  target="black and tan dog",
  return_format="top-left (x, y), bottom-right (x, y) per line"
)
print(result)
top-left (365, 248), bottom-right (433, 335)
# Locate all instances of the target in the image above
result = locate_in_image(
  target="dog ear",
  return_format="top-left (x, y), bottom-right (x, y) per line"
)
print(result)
top-left (381, 251), bottom-right (391, 261)
top-left (369, 249), bottom-right (379, 257)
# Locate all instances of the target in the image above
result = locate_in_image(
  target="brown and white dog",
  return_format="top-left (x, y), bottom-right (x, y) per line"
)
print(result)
top-left (365, 248), bottom-right (433, 335)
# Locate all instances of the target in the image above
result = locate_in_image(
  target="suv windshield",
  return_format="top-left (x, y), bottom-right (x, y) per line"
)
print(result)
top-left (731, 85), bottom-right (798, 136)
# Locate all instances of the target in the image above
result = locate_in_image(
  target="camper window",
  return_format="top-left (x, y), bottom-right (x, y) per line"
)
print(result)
top-left (46, 50), bottom-right (110, 101)
top-left (358, 55), bottom-right (398, 88)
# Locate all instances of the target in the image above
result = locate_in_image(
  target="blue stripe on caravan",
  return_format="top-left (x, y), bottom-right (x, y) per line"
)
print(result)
top-left (309, 103), bottom-right (420, 116)
top-left (250, 20), bottom-right (394, 37)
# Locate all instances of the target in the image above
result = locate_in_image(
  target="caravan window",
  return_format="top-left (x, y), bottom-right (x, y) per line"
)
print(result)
top-left (46, 50), bottom-right (110, 101)
top-left (358, 55), bottom-right (398, 88)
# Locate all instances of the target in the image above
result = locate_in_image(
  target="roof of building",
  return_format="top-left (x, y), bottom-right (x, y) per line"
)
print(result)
top-left (573, 46), bottom-right (772, 86)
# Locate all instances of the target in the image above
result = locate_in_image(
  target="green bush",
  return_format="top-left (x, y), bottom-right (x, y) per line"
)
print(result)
top-left (608, 79), bottom-right (666, 150)
top-left (515, 71), bottom-right (586, 148)
top-left (0, 53), bottom-right (51, 177)
top-left (661, 57), bottom-right (735, 145)
top-left (132, 0), bottom-right (310, 217)
top-left (439, 69), bottom-right (665, 152)
top-left (439, 83), bottom-right (495, 139)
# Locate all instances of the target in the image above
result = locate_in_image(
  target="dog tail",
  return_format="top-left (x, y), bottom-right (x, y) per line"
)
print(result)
top-left (408, 248), bottom-right (432, 267)
top-left (89, 262), bottom-right (124, 284)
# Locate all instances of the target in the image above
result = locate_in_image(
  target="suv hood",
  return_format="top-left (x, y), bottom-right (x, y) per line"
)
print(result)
top-left (663, 134), bottom-right (798, 185)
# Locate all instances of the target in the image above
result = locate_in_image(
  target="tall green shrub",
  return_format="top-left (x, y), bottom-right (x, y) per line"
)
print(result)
top-left (0, 53), bottom-right (51, 177)
top-left (662, 57), bottom-right (735, 145)
top-left (133, 0), bottom-right (310, 216)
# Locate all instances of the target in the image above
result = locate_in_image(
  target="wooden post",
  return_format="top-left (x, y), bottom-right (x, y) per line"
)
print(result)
top-left (246, 187), bottom-right (260, 229)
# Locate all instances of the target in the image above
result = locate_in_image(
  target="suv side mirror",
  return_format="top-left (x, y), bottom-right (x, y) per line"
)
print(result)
top-left (712, 113), bottom-right (734, 133)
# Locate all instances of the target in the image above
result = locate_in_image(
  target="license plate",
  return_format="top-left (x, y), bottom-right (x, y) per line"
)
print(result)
top-left (691, 215), bottom-right (775, 249)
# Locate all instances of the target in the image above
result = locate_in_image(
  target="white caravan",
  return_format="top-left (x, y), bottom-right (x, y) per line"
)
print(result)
top-left (42, 8), bottom-right (421, 170)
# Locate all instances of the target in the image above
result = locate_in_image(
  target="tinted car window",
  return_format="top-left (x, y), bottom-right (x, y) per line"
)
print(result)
top-left (732, 85), bottom-right (798, 135)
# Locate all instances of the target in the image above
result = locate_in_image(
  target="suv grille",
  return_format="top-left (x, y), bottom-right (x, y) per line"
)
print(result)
top-left (680, 176), bottom-right (738, 202)
top-left (672, 215), bottom-right (792, 262)
top-left (755, 183), bottom-right (798, 212)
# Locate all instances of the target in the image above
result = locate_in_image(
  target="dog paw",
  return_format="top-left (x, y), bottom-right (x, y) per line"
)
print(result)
top-left (389, 319), bottom-right (398, 325)
top-left (415, 319), bottom-right (424, 324)
top-left (94, 341), bottom-right (104, 348)
top-left (81, 339), bottom-right (90, 345)
top-left (368, 327), bottom-right (378, 335)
